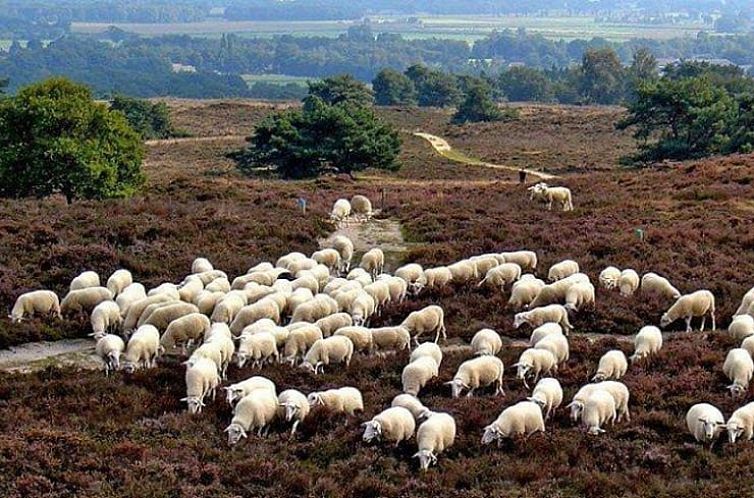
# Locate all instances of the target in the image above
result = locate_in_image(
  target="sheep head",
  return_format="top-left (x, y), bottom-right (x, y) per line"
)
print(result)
top-left (481, 425), bottom-right (502, 445)
top-left (412, 449), bottom-right (437, 471)
top-left (659, 313), bottom-right (672, 328)
top-left (512, 313), bottom-right (528, 329)
top-left (727, 383), bottom-right (747, 397)
top-left (224, 387), bottom-right (244, 406)
top-left (566, 400), bottom-right (584, 422)
top-left (445, 379), bottom-right (469, 399)
top-left (224, 423), bottom-right (247, 446)
top-left (280, 402), bottom-right (300, 422)
top-left (698, 417), bottom-right (725, 442)
top-left (361, 420), bottom-right (382, 442)
top-left (727, 420), bottom-right (745, 443)
top-left (307, 392), bottom-right (323, 406)
top-left (181, 396), bottom-right (205, 415)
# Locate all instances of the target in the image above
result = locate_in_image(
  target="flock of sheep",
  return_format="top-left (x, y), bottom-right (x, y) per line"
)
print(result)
top-left (8, 193), bottom-right (754, 470)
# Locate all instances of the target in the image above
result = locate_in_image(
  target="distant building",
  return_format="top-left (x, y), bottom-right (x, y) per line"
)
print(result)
top-left (171, 63), bottom-right (197, 74)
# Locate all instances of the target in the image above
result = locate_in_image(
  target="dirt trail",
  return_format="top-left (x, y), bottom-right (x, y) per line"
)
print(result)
top-left (0, 339), bottom-right (102, 373)
top-left (414, 132), bottom-right (557, 180)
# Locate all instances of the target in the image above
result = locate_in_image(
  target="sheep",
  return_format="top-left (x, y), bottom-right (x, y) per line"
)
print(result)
top-left (498, 251), bottom-right (538, 271)
top-left (618, 269), bottom-right (640, 297)
top-left (395, 264), bottom-right (426, 294)
top-left (187, 342), bottom-right (226, 376)
top-left (742, 335), bottom-right (754, 358)
top-left (315, 313), bottom-right (353, 337)
top-left (567, 384), bottom-right (601, 422)
top-left (413, 412), bottom-right (456, 471)
top-left (278, 389), bottom-right (310, 436)
top-left (300, 336), bottom-right (354, 374)
top-left (564, 282), bottom-right (595, 313)
top-left (391, 394), bottom-right (432, 421)
top-left (660, 290), bottom-right (716, 332)
top-left (470, 328), bottom-right (503, 356)
top-left (205, 277), bottom-right (230, 294)
top-left (291, 274), bottom-right (320, 295)
top-left (359, 248), bottom-right (385, 278)
top-left (61, 287), bottom-right (114, 316)
top-left (290, 298), bottom-right (332, 324)
top-left (123, 324), bottom-right (161, 373)
top-left (371, 326), bottom-right (411, 353)
top-left (686, 403), bottom-right (726, 447)
top-left (470, 254), bottom-right (500, 275)
top-left (377, 274), bottom-right (409, 302)
top-left (599, 266), bottom-right (622, 290)
top-left (224, 376), bottom-right (276, 406)
top-left (529, 183), bottom-right (573, 211)
top-left (514, 304), bottom-right (573, 334)
top-left (641, 272), bottom-right (681, 300)
top-left (225, 390), bottom-right (279, 444)
top-left (528, 273), bottom-right (590, 309)
top-left (191, 257), bottom-right (213, 273)
top-left (363, 281), bottom-right (391, 313)
top-left (548, 260), bottom-right (579, 282)
top-left (478, 263), bottom-right (521, 290)
top-left (481, 401), bottom-right (545, 445)
top-left (447, 260), bottom-right (478, 284)
top-left (312, 248), bottom-right (341, 273)
top-left (446, 356), bottom-right (505, 398)
top-left (582, 390), bottom-right (617, 435)
top-left (136, 300), bottom-right (176, 327)
top-left (592, 350), bottom-right (628, 381)
top-left (729, 315), bottom-right (754, 340)
top-left (534, 333), bottom-right (569, 364)
top-left (283, 288), bottom-right (314, 315)
top-left (402, 356), bottom-right (440, 396)
top-left (283, 325), bottom-right (323, 365)
top-left (349, 293), bottom-right (376, 327)
top-left (229, 299), bottom-right (281, 334)
top-left (115, 283), bottom-right (146, 316)
top-left (333, 326), bottom-right (373, 354)
top-left (630, 325), bottom-right (663, 363)
top-left (331, 198), bottom-right (352, 220)
top-left (513, 348), bottom-right (557, 389)
top-left (95, 334), bottom-right (125, 376)
top-left (363, 407), bottom-right (416, 446)
top-left (331, 235), bottom-right (354, 273)
top-left (724, 348), bottom-right (754, 397)
top-left (105, 269), bottom-right (133, 297)
top-left (148, 283), bottom-right (180, 299)
top-left (204, 331), bottom-right (235, 378)
top-left (160, 312), bottom-right (210, 353)
top-left (194, 290), bottom-right (224, 316)
top-left (182, 357), bottom-right (220, 414)
top-left (143, 302), bottom-right (200, 332)
top-left (529, 323), bottom-right (563, 346)
top-left (726, 402), bottom-right (754, 444)
top-left (401, 305), bottom-right (446, 344)
top-left (276, 251), bottom-right (307, 269)
top-left (307, 386), bottom-right (363, 417)
top-left (527, 377), bottom-right (563, 420)
top-left (734, 286), bottom-right (754, 317)
top-left (595, 381), bottom-right (631, 422)
top-left (410, 342), bottom-right (443, 368)
top-left (70, 270), bottom-right (100, 291)
top-left (90, 300), bottom-right (122, 339)
top-left (235, 332), bottom-right (279, 368)
top-left (508, 277), bottom-right (546, 310)
top-left (347, 268), bottom-right (373, 288)
top-left (177, 277), bottom-right (204, 303)
top-left (122, 294), bottom-right (176, 331)
top-left (351, 194), bottom-right (373, 217)
top-left (423, 267), bottom-right (453, 291)
top-left (9, 290), bottom-right (61, 322)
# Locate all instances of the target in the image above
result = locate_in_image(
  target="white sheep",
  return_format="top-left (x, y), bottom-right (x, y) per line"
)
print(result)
top-left (359, 248), bottom-right (385, 278)
top-left (482, 401), bottom-right (544, 445)
top-left (315, 313), bottom-right (353, 337)
top-left (351, 194), bottom-right (373, 217)
top-left (147, 283), bottom-right (180, 299)
top-left (160, 312), bottom-right (210, 353)
top-left (283, 324), bottom-right (323, 365)
top-left (527, 377), bottom-right (563, 420)
top-left (278, 389), bottom-right (310, 436)
top-left (568, 381), bottom-right (630, 423)
top-left (660, 290), bottom-right (716, 332)
top-left (446, 356), bottom-right (505, 398)
top-left (192, 270), bottom-right (228, 286)
top-left (95, 334), bottom-right (125, 376)
top-left (291, 274), bottom-right (320, 295)
top-left (630, 325), bottom-right (663, 363)
top-left (470, 328), bottom-right (503, 356)
top-left (331, 235), bottom-right (354, 273)
top-left (224, 376), bottom-right (276, 406)
top-left (371, 326), bottom-right (411, 353)
top-left (592, 350), bottom-right (628, 381)
top-left (742, 336), bottom-right (754, 358)
top-left (276, 251), bottom-right (307, 270)
top-left (9, 290), bottom-right (61, 322)
top-left (447, 260), bottom-right (478, 284)
top-left (726, 402), bottom-right (754, 444)
top-left (312, 248), bottom-right (341, 274)
top-left (514, 304), bottom-right (573, 334)
top-left (177, 277), bottom-right (204, 303)
top-left (210, 293), bottom-right (245, 324)
top-left (182, 357), bottom-right (220, 414)
top-left (686, 403), bottom-right (725, 447)
top-left (346, 267), bottom-right (372, 287)
top-left (529, 183), bottom-right (573, 211)
top-left (508, 277), bottom-right (545, 310)
top-left (410, 342), bottom-right (443, 368)
top-left (395, 263), bottom-right (426, 294)
top-left (423, 267), bottom-right (453, 291)
top-left (529, 323), bottom-right (563, 346)
top-left (534, 333), bottom-right (569, 364)
top-left (90, 300), bottom-right (122, 339)
top-left (70, 270), bottom-right (100, 291)
top-left (225, 390), bottom-right (279, 444)
top-left (123, 324), bottom-right (161, 373)
top-left (331, 198), bottom-right (352, 220)
top-left (618, 269), bottom-right (640, 297)
top-left (478, 263), bottom-right (521, 290)
top-left (142, 302), bottom-right (200, 331)
top-left (205, 277), bottom-right (230, 294)
top-left (513, 348), bottom-right (557, 389)
top-left (290, 298), bottom-right (332, 324)
top-left (122, 294), bottom-right (176, 331)
top-left (115, 283), bottom-right (146, 316)
top-left (229, 299), bottom-right (281, 334)
top-left (362, 406), bottom-right (416, 446)
top-left (363, 280), bottom-right (391, 313)
top-left (470, 254), bottom-right (500, 276)
top-left (300, 336), bottom-right (354, 374)
top-left (582, 390), bottom-right (616, 435)
top-left (548, 260), bottom-right (579, 282)
top-left (564, 282), bottom-right (595, 313)
top-left (401, 305), bottom-right (446, 343)
top-left (236, 332), bottom-right (279, 368)
top-left (391, 394), bottom-right (431, 421)
top-left (640, 272), bottom-right (681, 300)
top-left (186, 341), bottom-right (227, 377)
top-left (599, 266), bottom-right (621, 290)
top-left (729, 315), bottom-right (754, 340)
top-left (567, 384), bottom-right (601, 423)
top-left (377, 274), bottom-right (409, 302)
top-left (191, 257), bottom-right (214, 273)
top-left (61, 287), bottom-right (113, 315)
top-left (734, 286), bottom-right (754, 317)
top-left (402, 356), bottom-right (439, 396)
top-left (105, 269), bottom-right (133, 297)
top-left (528, 273), bottom-right (590, 309)
top-left (413, 412), bottom-right (456, 471)
top-left (307, 386), bottom-right (364, 417)
top-left (724, 348), bottom-right (754, 396)
top-left (498, 251), bottom-right (538, 271)
top-left (349, 292), bottom-right (376, 326)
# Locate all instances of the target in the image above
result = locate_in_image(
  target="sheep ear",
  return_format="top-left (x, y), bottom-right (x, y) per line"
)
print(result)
top-left (443, 381), bottom-right (454, 385)
top-left (360, 422), bottom-right (370, 427)
top-left (223, 426), bottom-right (232, 432)
top-left (566, 401), bottom-right (576, 408)
top-left (411, 452), bottom-right (420, 459)
top-left (511, 362), bottom-right (520, 367)
top-left (180, 397), bottom-right (188, 402)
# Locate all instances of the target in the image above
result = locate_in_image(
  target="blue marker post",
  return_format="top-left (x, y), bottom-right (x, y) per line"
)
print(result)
top-left (297, 197), bottom-right (307, 214)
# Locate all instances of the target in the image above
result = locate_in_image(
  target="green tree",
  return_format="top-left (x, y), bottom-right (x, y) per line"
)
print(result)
top-left (452, 82), bottom-right (506, 124)
top-left (372, 68), bottom-right (416, 106)
top-left (0, 78), bottom-right (144, 203)
top-left (110, 95), bottom-right (178, 140)
top-left (498, 66), bottom-right (553, 102)
top-left (579, 48), bottom-right (626, 104)
top-left (307, 74), bottom-right (373, 108)
top-left (405, 65), bottom-right (462, 108)
top-left (626, 48), bottom-right (658, 102)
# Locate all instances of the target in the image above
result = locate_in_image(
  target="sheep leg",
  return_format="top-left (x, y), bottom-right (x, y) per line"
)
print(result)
top-left (711, 311), bottom-right (716, 331)
top-left (290, 421), bottom-right (299, 438)
top-left (685, 316), bottom-right (692, 333)
top-left (465, 388), bottom-right (475, 398)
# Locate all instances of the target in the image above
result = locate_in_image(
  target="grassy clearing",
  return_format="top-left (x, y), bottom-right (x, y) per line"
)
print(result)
top-left (241, 74), bottom-right (314, 87)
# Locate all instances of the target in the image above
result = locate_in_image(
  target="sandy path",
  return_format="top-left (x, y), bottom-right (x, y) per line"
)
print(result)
top-left (0, 339), bottom-right (102, 373)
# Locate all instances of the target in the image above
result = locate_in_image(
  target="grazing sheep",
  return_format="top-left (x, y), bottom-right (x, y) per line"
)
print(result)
top-left (307, 387), bottom-right (364, 417)
top-left (513, 348), bottom-right (557, 389)
top-left (187, 342), bottom-right (226, 376)
top-left (351, 194), bottom-right (373, 217)
top-left (567, 384), bottom-right (601, 422)
top-left (478, 263), bottom-right (522, 290)
top-left (592, 350), bottom-right (628, 381)
top-left (726, 402), bottom-right (754, 444)
top-left (371, 326), bottom-right (411, 353)
top-left (122, 294), bottom-right (176, 331)
top-left (183, 357), bottom-right (221, 414)
top-left (508, 277), bottom-right (546, 310)
top-left (447, 260), bottom-right (478, 284)
top-left (190, 270), bottom-right (228, 286)
top-left (534, 333), bottom-right (569, 364)
top-left (470, 254), bottom-right (500, 275)
top-left (401, 305), bottom-right (446, 343)
top-left (276, 252), bottom-right (307, 270)
top-left (334, 326), bottom-right (373, 354)
top-left (106, 269), bottom-right (133, 297)
top-left (359, 248), bottom-right (385, 278)
top-left (660, 290), bottom-right (716, 332)
top-left (191, 257), bottom-right (214, 274)
top-left (529, 183), bottom-right (573, 211)
top-left (724, 348), bottom-right (754, 396)
top-left (529, 323), bottom-right (563, 347)
top-left (300, 336), bottom-right (354, 374)
top-left (312, 248), bottom-right (341, 274)
top-left (729, 315), bottom-right (754, 340)
top-left (210, 293), bottom-right (244, 324)
top-left (61, 287), bottom-right (114, 316)
top-left (148, 283), bottom-right (180, 299)
top-left (123, 324), bottom-right (161, 373)
top-left (564, 282), bottom-right (595, 313)
top-left (290, 298), bottom-right (332, 324)
top-left (391, 394), bottom-right (432, 421)
top-left (630, 325), bottom-right (663, 363)
top-left (160, 312), bottom-right (210, 353)
top-left (362, 407), bottom-right (416, 446)
top-left (402, 356), bottom-right (440, 396)
top-left (595, 381), bottom-right (631, 422)
top-left (395, 264), bottom-right (426, 294)
top-left (641, 272), bottom-right (681, 300)
top-left (331, 198), bottom-right (352, 220)
top-left (315, 313), bottom-right (353, 337)
top-left (413, 412), bottom-right (456, 471)
top-left (687, 403), bottom-right (725, 447)
top-left (291, 274), bottom-right (320, 295)
top-left (278, 389), bottom-right (310, 436)
top-left (470, 328), bottom-right (503, 356)
top-left (349, 292), bottom-right (376, 326)
top-left (236, 332), bottom-right (279, 368)
top-left (178, 277), bottom-right (205, 303)
top-left (331, 235), bottom-right (355, 273)
top-left (115, 283), bottom-right (146, 316)
top-left (498, 251), bottom-right (538, 271)
top-left (618, 269), bottom-right (640, 297)
top-left (514, 304), bottom-right (573, 334)
top-left (423, 267), bottom-right (453, 291)
top-left (284, 288), bottom-right (314, 316)
top-left (599, 266), bottom-right (621, 290)
top-left (90, 300), bottom-right (122, 338)
top-left (95, 334), bottom-right (125, 376)
top-left (194, 290), bottom-right (224, 315)
top-left (527, 377), bottom-right (563, 420)
top-left (582, 390), bottom-right (616, 435)
top-left (548, 260), bottom-right (579, 282)
top-left (529, 273), bottom-right (590, 309)
top-left (70, 271), bottom-right (100, 291)
top-left (734, 286), bottom-right (754, 317)
top-left (742, 336), bottom-right (754, 358)
top-left (283, 325), bottom-right (323, 365)
top-left (224, 376), bottom-right (277, 406)
top-left (205, 277), bottom-right (230, 294)
top-left (363, 281), bottom-right (391, 313)
top-left (410, 342), bottom-right (443, 368)
top-left (225, 390), bottom-right (279, 444)
top-left (446, 356), bottom-right (505, 398)
top-left (230, 299), bottom-right (281, 334)
top-left (482, 401), bottom-right (545, 445)
top-left (377, 274), bottom-right (409, 302)
top-left (9, 290), bottom-right (61, 322)
top-left (143, 302), bottom-right (200, 332)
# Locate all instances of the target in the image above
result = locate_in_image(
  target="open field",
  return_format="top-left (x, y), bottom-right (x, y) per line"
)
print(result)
top-left (1, 100), bottom-right (754, 496)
